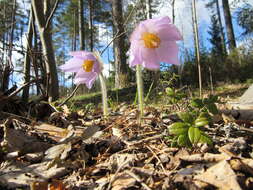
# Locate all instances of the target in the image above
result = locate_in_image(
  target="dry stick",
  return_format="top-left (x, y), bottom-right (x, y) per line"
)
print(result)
top-left (125, 133), bottom-right (164, 146)
top-left (125, 170), bottom-right (152, 190)
top-left (7, 79), bottom-right (42, 99)
top-left (58, 84), bottom-right (80, 107)
top-left (106, 160), bottom-right (130, 190)
top-left (146, 145), bottom-right (167, 174)
top-left (24, 31), bottom-right (45, 97)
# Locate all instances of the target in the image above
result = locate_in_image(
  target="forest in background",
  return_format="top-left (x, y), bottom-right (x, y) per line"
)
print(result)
top-left (0, 0), bottom-right (253, 102)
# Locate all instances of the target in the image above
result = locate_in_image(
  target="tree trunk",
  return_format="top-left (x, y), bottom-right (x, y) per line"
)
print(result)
top-left (192, 0), bottom-right (202, 97)
top-left (215, 0), bottom-right (226, 55)
top-left (22, 8), bottom-right (34, 102)
top-left (8, 0), bottom-right (16, 59)
top-left (78, 0), bottom-right (85, 50)
top-left (73, 9), bottom-right (77, 51)
top-left (112, 0), bottom-right (128, 88)
top-left (31, 0), bottom-right (59, 101)
top-left (2, 0), bottom-right (17, 92)
top-left (32, 13), bottom-right (41, 96)
top-left (171, 0), bottom-right (175, 24)
top-left (88, 0), bottom-right (94, 51)
top-left (222, 0), bottom-right (236, 51)
top-left (146, 0), bottom-right (152, 19)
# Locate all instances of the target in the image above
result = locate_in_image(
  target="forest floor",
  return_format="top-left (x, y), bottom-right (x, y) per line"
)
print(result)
top-left (1, 83), bottom-right (253, 190)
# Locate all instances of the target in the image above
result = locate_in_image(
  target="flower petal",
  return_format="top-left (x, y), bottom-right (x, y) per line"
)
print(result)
top-left (156, 24), bottom-right (183, 41)
top-left (74, 70), bottom-right (98, 89)
top-left (60, 58), bottom-right (83, 72)
top-left (129, 51), bottom-right (141, 68)
top-left (130, 23), bottom-right (148, 42)
top-left (92, 61), bottom-right (101, 73)
top-left (129, 40), bottom-right (143, 67)
top-left (156, 41), bottom-right (180, 65)
top-left (140, 47), bottom-right (160, 70)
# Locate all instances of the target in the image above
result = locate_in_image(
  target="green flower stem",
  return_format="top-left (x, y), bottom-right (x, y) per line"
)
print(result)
top-left (136, 64), bottom-right (144, 117)
top-left (99, 73), bottom-right (108, 118)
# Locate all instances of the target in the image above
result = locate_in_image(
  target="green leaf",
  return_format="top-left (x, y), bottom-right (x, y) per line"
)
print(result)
top-left (210, 95), bottom-right (218, 102)
top-left (166, 87), bottom-right (175, 96)
top-left (177, 134), bottom-right (190, 147)
top-left (171, 141), bottom-right (178, 147)
top-left (206, 103), bottom-right (219, 115)
top-left (203, 98), bottom-right (211, 105)
top-left (195, 117), bottom-right (209, 127)
top-left (191, 98), bottom-right (204, 108)
top-left (188, 127), bottom-right (201, 144)
top-left (169, 122), bottom-right (189, 135)
top-left (199, 112), bottom-right (210, 118)
top-left (178, 112), bottom-right (194, 124)
top-left (199, 133), bottom-right (213, 145)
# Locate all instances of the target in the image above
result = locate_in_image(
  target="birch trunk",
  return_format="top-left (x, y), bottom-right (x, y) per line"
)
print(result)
top-left (171, 0), bottom-right (175, 24)
top-left (192, 0), bottom-right (202, 97)
top-left (22, 8), bottom-right (34, 102)
top-left (88, 0), bottom-right (94, 51)
top-left (146, 0), bottom-right (152, 19)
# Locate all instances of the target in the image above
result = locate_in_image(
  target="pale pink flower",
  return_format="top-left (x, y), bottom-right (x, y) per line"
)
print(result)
top-left (129, 16), bottom-right (183, 70)
top-left (60, 51), bottom-right (101, 89)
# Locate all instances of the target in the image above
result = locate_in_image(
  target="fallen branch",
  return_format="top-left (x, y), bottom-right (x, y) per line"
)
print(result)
top-left (8, 79), bottom-right (42, 99)
top-left (0, 79), bottom-right (41, 106)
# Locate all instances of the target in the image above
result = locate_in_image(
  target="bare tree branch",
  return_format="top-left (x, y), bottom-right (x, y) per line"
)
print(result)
top-left (45, 0), bottom-right (60, 29)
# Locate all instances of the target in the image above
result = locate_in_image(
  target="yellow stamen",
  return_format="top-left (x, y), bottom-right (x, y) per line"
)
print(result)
top-left (82, 60), bottom-right (94, 72)
top-left (142, 32), bottom-right (161, 49)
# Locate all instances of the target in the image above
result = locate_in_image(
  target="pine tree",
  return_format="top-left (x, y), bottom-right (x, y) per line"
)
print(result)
top-left (208, 15), bottom-right (224, 57)
top-left (237, 3), bottom-right (253, 35)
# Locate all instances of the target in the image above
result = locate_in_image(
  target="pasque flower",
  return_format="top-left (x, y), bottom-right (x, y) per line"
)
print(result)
top-left (60, 51), bottom-right (101, 89)
top-left (129, 16), bottom-right (182, 70)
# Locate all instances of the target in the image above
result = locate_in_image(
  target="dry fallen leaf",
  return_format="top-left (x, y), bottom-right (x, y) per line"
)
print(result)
top-left (30, 181), bottom-right (48, 190)
top-left (195, 160), bottom-right (242, 190)
top-left (49, 179), bottom-right (65, 190)
top-left (179, 152), bottom-right (231, 162)
top-left (111, 173), bottom-right (136, 190)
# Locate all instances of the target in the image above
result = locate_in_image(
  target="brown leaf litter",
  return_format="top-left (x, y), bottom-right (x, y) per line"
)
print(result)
top-left (1, 102), bottom-right (253, 190)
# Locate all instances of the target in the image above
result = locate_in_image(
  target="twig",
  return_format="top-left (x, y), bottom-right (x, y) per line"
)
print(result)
top-left (0, 111), bottom-right (31, 122)
top-left (106, 160), bottom-right (130, 190)
top-left (125, 170), bottom-right (152, 190)
top-left (146, 145), bottom-right (166, 174)
top-left (58, 84), bottom-right (80, 107)
top-left (6, 79), bottom-right (41, 100)
top-left (100, 0), bottom-right (140, 55)
top-left (101, 32), bottom-right (126, 55)
top-left (45, 0), bottom-right (60, 29)
top-left (125, 133), bottom-right (164, 146)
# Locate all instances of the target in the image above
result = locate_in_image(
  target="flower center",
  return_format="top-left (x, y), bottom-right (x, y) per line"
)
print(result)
top-left (82, 60), bottom-right (94, 72)
top-left (142, 32), bottom-right (161, 49)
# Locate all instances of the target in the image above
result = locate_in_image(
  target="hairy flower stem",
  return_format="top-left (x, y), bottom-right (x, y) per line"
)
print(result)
top-left (136, 64), bottom-right (144, 117)
top-left (99, 74), bottom-right (108, 118)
